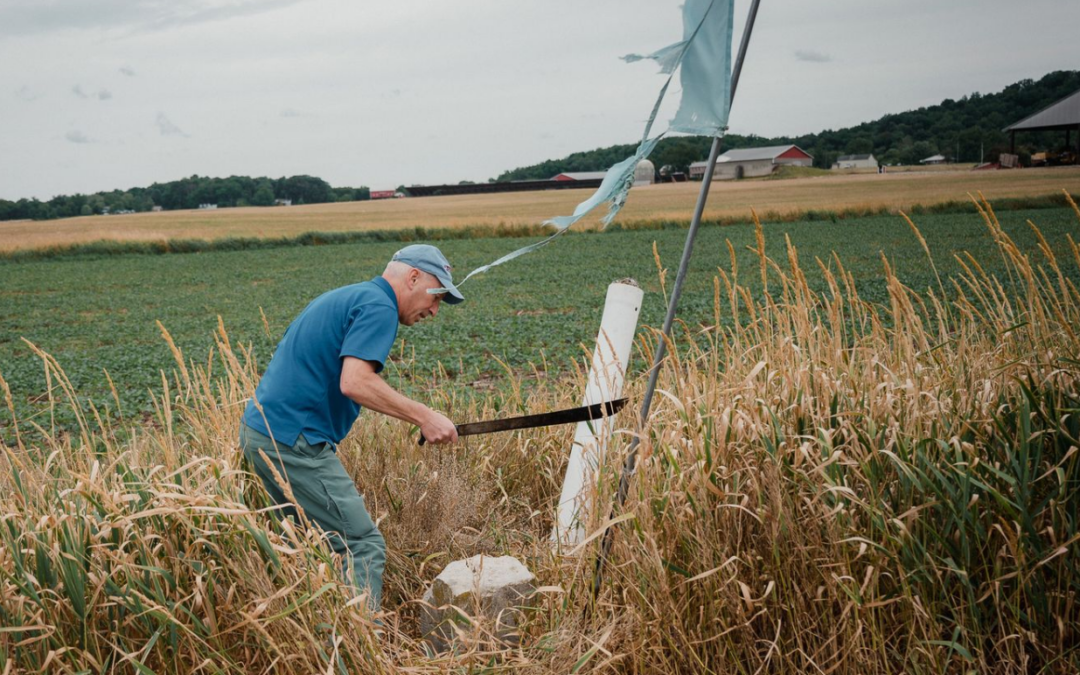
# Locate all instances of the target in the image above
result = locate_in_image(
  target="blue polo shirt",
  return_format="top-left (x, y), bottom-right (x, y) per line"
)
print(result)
top-left (242, 277), bottom-right (399, 447)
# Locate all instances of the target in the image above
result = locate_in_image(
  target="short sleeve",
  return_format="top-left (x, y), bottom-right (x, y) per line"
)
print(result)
top-left (339, 303), bottom-right (398, 373)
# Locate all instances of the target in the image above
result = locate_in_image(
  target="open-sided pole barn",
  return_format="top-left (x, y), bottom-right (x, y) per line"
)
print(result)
top-left (1005, 87), bottom-right (1080, 160)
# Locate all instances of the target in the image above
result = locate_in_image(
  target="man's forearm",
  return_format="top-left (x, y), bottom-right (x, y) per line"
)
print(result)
top-left (346, 371), bottom-right (432, 427)
top-left (340, 357), bottom-right (458, 444)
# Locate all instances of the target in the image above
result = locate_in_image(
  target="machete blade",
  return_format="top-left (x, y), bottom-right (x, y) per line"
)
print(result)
top-left (419, 397), bottom-right (627, 446)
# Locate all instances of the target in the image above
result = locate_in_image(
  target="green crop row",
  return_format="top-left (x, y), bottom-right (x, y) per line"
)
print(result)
top-left (2, 206), bottom-right (1078, 438)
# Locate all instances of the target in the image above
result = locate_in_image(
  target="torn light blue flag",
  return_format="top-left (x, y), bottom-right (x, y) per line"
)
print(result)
top-left (631, 0), bottom-right (736, 135)
top-left (450, 0), bottom-right (735, 288)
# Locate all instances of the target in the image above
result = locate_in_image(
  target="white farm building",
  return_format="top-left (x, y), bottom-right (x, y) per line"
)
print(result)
top-left (690, 145), bottom-right (813, 180)
top-left (832, 154), bottom-right (878, 170)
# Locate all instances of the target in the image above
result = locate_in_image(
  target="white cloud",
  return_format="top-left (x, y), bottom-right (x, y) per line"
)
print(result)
top-left (119, 65), bottom-right (136, 76)
top-left (65, 130), bottom-right (92, 143)
top-left (794, 49), bottom-right (831, 63)
top-left (73, 84), bottom-right (113, 101)
top-left (156, 112), bottom-right (188, 137)
top-left (0, 0), bottom-right (309, 37)
top-left (15, 85), bottom-right (42, 101)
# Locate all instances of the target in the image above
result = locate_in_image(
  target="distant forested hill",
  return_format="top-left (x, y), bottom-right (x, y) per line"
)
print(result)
top-left (495, 70), bottom-right (1080, 180)
top-left (0, 175), bottom-right (370, 222)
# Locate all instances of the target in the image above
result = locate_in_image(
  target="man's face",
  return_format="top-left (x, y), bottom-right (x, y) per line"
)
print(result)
top-left (399, 269), bottom-right (446, 326)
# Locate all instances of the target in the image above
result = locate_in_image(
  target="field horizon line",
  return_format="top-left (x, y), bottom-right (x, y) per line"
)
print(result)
top-left (3, 191), bottom-right (1077, 264)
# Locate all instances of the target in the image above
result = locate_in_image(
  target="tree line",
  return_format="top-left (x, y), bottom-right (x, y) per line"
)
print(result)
top-left (496, 70), bottom-right (1080, 180)
top-left (0, 175), bottom-right (371, 222)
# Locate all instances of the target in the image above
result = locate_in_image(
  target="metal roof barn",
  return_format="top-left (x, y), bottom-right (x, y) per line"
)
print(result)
top-left (551, 172), bottom-right (609, 181)
top-left (402, 178), bottom-right (602, 198)
top-left (690, 144), bottom-right (813, 180)
top-left (1004, 87), bottom-right (1080, 157)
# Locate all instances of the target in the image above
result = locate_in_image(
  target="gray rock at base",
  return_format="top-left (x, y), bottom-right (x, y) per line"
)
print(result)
top-left (420, 554), bottom-right (537, 653)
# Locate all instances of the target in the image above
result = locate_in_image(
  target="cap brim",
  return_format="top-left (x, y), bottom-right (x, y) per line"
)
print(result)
top-left (430, 275), bottom-right (465, 304)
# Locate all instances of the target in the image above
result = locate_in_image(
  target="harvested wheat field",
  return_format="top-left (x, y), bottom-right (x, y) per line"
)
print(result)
top-left (2, 166), bottom-right (1078, 253)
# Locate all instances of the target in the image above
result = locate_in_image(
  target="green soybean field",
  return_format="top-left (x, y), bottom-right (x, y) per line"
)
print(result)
top-left (2, 206), bottom-right (1078, 437)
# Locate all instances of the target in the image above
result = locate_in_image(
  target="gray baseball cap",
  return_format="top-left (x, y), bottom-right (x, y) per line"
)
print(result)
top-left (391, 244), bottom-right (465, 304)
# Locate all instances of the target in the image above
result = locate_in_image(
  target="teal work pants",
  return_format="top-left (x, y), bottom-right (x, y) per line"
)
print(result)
top-left (239, 424), bottom-right (386, 609)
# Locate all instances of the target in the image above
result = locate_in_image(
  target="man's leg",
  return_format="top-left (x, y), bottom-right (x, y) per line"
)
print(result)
top-left (239, 425), bottom-right (302, 521)
top-left (240, 424), bottom-right (387, 608)
top-left (294, 434), bottom-right (387, 608)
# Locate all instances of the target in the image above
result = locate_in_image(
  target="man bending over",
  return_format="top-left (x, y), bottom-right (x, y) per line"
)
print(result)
top-left (239, 244), bottom-right (463, 609)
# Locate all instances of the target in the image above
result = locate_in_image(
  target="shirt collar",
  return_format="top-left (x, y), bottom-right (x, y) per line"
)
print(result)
top-left (371, 276), bottom-right (398, 309)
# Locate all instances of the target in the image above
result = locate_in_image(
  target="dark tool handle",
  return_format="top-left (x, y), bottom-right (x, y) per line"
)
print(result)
top-left (418, 428), bottom-right (459, 446)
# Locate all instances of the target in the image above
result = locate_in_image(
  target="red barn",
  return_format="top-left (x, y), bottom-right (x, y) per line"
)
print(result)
top-left (690, 144), bottom-right (814, 180)
top-left (551, 171), bottom-right (608, 181)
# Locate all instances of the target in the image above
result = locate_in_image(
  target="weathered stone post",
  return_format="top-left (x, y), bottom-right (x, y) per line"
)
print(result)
top-left (420, 555), bottom-right (537, 653)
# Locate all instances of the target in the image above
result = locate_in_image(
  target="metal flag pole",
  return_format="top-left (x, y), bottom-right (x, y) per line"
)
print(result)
top-left (591, 0), bottom-right (763, 600)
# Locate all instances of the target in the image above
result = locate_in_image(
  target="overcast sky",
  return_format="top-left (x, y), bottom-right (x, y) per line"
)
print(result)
top-left (1, 0), bottom-right (1077, 201)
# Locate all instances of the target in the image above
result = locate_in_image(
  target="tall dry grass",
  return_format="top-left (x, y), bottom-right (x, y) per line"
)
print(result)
top-left (1, 194), bottom-right (1078, 673)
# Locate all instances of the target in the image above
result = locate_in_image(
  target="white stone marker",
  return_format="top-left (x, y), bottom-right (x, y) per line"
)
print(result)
top-left (552, 280), bottom-right (643, 548)
top-left (420, 555), bottom-right (536, 653)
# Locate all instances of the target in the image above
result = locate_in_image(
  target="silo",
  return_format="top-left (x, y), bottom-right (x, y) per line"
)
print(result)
top-left (633, 159), bottom-right (655, 187)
